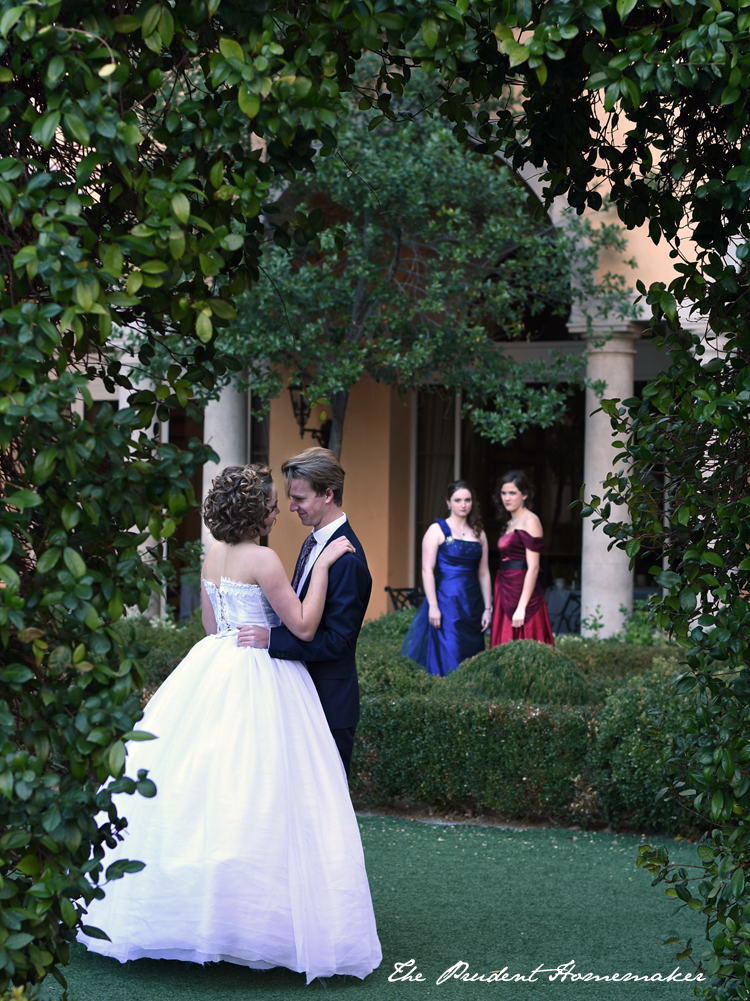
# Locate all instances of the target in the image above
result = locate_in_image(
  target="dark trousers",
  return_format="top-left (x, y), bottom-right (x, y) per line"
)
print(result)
top-left (330, 725), bottom-right (356, 778)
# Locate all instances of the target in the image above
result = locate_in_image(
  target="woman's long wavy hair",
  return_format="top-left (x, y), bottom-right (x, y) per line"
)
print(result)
top-left (492, 470), bottom-right (534, 530)
top-left (203, 464), bottom-right (274, 544)
top-left (446, 480), bottom-right (484, 537)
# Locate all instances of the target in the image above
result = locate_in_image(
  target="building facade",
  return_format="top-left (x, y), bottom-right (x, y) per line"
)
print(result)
top-left (85, 176), bottom-right (702, 635)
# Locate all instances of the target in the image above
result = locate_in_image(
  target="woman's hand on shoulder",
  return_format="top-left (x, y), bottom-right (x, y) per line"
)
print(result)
top-left (316, 537), bottom-right (355, 570)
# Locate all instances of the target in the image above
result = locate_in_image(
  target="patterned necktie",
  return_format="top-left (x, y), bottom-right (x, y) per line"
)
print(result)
top-left (291, 533), bottom-right (317, 592)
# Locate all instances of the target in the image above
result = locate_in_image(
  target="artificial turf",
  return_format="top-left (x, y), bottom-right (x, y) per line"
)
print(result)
top-left (45, 817), bottom-right (707, 1001)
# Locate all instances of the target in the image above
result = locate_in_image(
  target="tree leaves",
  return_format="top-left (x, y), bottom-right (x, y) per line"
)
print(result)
top-left (238, 85), bottom-right (261, 119)
top-left (30, 112), bottom-right (60, 149)
top-left (171, 193), bottom-right (190, 225)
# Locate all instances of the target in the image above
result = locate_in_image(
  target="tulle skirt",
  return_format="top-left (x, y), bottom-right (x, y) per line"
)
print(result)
top-left (77, 633), bottom-right (382, 983)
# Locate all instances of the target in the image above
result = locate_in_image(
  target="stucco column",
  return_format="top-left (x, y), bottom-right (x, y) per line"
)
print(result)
top-left (580, 331), bottom-right (641, 637)
top-left (201, 381), bottom-right (248, 552)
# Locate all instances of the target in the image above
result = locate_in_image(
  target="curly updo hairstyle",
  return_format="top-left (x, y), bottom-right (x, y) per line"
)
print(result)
top-left (492, 470), bottom-right (534, 529)
top-left (203, 464), bottom-right (274, 544)
top-left (446, 479), bottom-right (484, 537)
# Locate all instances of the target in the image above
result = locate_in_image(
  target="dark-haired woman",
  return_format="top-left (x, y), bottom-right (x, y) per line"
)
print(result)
top-left (79, 464), bottom-right (382, 983)
top-left (490, 471), bottom-right (554, 647)
top-left (401, 481), bottom-right (492, 675)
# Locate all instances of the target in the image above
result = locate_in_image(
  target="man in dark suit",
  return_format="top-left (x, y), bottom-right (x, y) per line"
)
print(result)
top-left (237, 447), bottom-right (371, 776)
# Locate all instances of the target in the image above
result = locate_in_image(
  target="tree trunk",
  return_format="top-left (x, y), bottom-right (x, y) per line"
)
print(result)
top-left (327, 389), bottom-right (349, 459)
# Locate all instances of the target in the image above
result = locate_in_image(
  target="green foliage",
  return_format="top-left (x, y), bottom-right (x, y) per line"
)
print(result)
top-left (0, 389), bottom-right (209, 989)
top-left (356, 608), bottom-right (435, 697)
top-left (591, 658), bottom-right (699, 836)
top-left (580, 600), bottom-right (664, 645)
top-left (357, 611), bottom-right (673, 701)
top-left (439, 640), bottom-right (592, 705)
top-left (588, 328), bottom-right (750, 995)
top-left (578, 604), bottom-right (603, 639)
top-left (556, 636), bottom-right (676, 694)
top-left (352, 694), bottom-right (595, 823)
top-left (112, 610), bottom-right (206, 691)
top-left (352, 656), bottom-right (700, 834)
top-left (207, 70), bottom-right (633, 454)
top-left (0, 987), bottom-right (47, 1001)
top-left (359, 606), bottom-right (417, 648)
top-left (616, 600), bottom-right (662, 646)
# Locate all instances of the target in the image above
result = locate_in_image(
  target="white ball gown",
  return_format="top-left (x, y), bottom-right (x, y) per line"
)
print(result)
top-left (78, 577), bottom-right (382, 984)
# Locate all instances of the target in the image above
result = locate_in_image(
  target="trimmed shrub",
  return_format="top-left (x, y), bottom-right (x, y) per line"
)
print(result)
top-left (356, 608), bottom-right (436, 697)
top-left (359, 606), bottom-right (417, 647)
top-left (359, 610), bottom-right (677, 701)
top-left (439, 640), bottom-right (592, 705)
top-left (555, 635), bottom-right (677, 694)
top-left (589, 657), bottom-right (701, 835)
top-left (352, 694), bottom-right (595, 823)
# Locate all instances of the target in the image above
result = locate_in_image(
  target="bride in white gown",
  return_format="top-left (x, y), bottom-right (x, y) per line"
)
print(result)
top-left (78, 464), bottom-right (382, 983)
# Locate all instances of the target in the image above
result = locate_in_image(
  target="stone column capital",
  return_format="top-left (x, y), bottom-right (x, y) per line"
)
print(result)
top-left (570, 321), bottom-right (647, 348)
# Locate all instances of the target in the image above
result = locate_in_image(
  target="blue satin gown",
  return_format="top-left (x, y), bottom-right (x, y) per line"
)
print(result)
top-left (401, 519), bottom-right (484, 676)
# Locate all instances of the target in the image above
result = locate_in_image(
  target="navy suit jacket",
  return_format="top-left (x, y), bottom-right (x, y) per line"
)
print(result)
top-left (268, 520), bottom-right (371, 730)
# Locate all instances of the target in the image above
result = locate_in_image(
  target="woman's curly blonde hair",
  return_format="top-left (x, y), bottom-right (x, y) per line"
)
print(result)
top-left (203, 464), bottom-right (274, 544)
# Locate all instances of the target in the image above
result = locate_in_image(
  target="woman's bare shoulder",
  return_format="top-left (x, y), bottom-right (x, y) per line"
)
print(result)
top-left (523, 512), bottom-right (543, 537)
top-left (201, 542), bottom-right (227, 585)
top-left (251, 545), bottom-right (284, 570)
top-left (221, 542), bottom-right (284, 585)
top-left (424, 522), bottom-right (445, 543)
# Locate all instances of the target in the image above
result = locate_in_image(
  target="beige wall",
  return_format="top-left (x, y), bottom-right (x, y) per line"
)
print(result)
top-left (595, 204), bottom-right (682, 292)
top-left (267, 377), bottom-right (411, 621)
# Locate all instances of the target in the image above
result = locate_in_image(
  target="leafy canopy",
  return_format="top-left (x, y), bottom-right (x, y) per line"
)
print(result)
top-left (185, 78), bottom-right (633, 454)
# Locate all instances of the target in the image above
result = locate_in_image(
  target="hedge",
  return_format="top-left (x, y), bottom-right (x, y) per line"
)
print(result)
top-left (439, 640), bottom-right (593, 705)
top-left (352, 658), bottom-right (705, 835)
top-left (555, 635), bottom-right (677, 694)
top-left (589, 658), bottom-right (698, 836)
top-left (351, 695), bottom-right (595, 824)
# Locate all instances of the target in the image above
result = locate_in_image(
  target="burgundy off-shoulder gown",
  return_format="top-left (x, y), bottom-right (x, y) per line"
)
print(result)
top-left (490, 529), bottom-right (554, 647)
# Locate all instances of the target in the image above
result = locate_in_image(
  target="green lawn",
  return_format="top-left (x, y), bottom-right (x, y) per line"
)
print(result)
top-left (46, 817), bottom-right (706, 1001)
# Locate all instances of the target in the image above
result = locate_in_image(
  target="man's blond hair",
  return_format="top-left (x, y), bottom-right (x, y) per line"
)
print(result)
top-left (280, 447), bottom-right (345, 506)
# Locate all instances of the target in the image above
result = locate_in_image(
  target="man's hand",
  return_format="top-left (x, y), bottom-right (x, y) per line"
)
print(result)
top-left (237, 625), bottom-right (270, 648)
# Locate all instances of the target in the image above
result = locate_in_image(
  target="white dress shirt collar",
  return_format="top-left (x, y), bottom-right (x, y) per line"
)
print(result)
top-left (311, 513), bottom-right (347, 548)
top-left (297, 513), bottom-right (348, 592)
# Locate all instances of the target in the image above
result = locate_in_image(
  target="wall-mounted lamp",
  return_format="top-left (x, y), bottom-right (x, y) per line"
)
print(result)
top-left (288, 375), bottom-right (332, 449)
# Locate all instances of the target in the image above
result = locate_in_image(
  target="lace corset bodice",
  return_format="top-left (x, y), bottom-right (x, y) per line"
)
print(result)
top-left (202, 577), bottom-right (280, 636)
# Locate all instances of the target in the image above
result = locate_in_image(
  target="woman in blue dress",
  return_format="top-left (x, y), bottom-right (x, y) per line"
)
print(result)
top-left (401, 480), bottom-right (492, 675)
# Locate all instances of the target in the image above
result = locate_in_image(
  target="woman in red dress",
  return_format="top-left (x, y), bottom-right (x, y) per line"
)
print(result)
top-left (490, 470), bottom-right (554, 647)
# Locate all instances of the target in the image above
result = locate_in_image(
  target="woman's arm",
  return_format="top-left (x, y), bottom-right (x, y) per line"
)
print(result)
top-left (511, 551), bottom-right (540, 628)
top-left (421, 524), bottom-right (442, 629)
top-left (254, 538), bottom-right (354, 641)
top-left (201, 584), bottom-right (217, 635)
top-left (512, 514), bottom-right (543, 628)
top-left (478, 532), bottom-right (492, 631)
